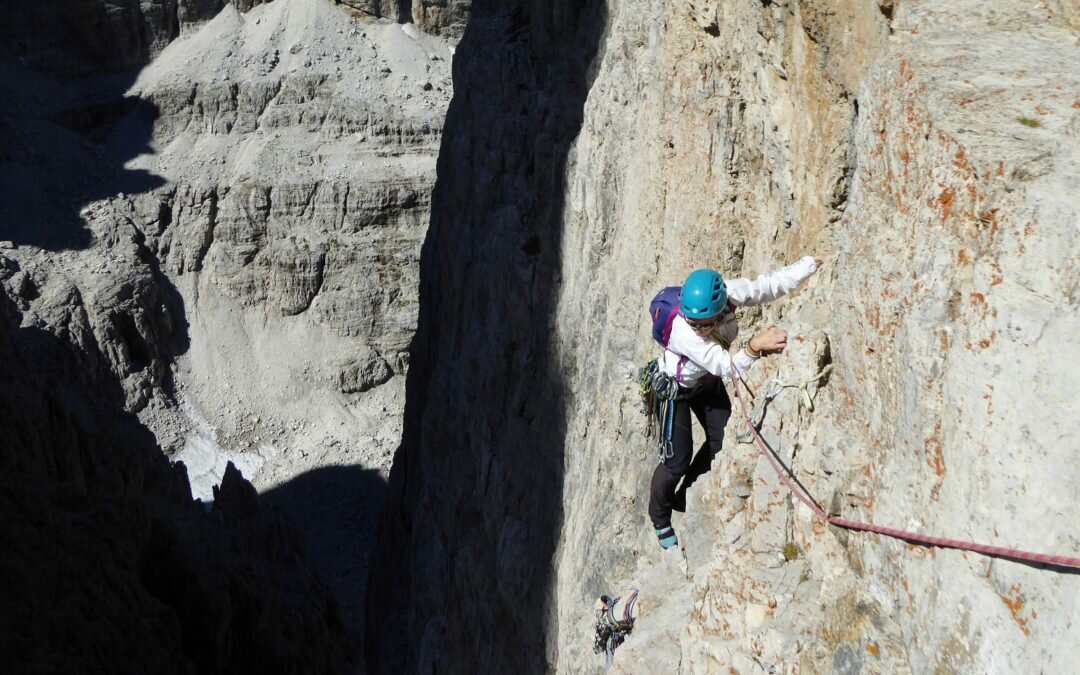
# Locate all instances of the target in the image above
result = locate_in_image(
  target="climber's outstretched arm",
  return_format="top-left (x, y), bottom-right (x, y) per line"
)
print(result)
top-left (725, 255), bottom-right (826, 306)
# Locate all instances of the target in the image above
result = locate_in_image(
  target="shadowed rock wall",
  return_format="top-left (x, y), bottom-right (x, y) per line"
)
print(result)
top-left (0, 215), bottom-right (356, 675)
top-left (365, 1), bottom-right (605, 672)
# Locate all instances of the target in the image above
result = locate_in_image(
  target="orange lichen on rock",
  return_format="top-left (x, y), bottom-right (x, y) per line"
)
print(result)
top-left (937, 330), bottom-right (949, 351)
top-left (898, 59), bottom-right (913, 82)
top-left (937, 187), bottom-right (955, 219)
top-left (925, 422), bottom-right (945, 478)
top-left (953, 146), bottom-right (969, 172)
top-left (1000, 585), bottom-right (1031, 637)
top-left (976, 209), bottom-right (1000, 236)
top-left (866, 305), bottom-right (881, 331)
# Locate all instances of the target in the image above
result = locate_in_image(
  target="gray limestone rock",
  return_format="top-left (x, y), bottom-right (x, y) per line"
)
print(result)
top-left (0, 250), bottom-right (358, 673)
top-left (335, 0), bottom-right (471, 37)
top-left (0, 0), bottom-right (455, 667)
top-left (367, 0), bottom-right (1080, 673)
top-left (335, 347), bottom-right (394, 393)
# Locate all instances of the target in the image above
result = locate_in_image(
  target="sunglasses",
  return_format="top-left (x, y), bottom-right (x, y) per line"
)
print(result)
top-left (686, 316), bottom-right (720, 332)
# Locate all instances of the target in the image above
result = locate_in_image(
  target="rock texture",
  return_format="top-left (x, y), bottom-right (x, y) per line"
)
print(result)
top-left (0, 221), bottom-right (356, 674)
top-left (368, 0), bottom-right (1080, 672)
top-left (113, 3), bottom-right (455, 634)
top-left (335, 0), bottom-right (471, 37)
top-left (1, 0), bottom-right (455, 668)
top-left (0, 1), bottom-right (242, 77)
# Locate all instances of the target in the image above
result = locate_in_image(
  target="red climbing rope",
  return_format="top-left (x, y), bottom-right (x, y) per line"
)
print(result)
top-left (728, 365), bottom-right (1080, 570)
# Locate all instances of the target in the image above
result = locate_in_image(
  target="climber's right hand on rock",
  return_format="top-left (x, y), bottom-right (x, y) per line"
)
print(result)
top-left (750, 326), bottom-right (788, 355)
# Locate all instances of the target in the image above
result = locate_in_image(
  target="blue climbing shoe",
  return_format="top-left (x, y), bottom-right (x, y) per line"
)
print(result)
top-left (655, 526), bottom-right (678, 549)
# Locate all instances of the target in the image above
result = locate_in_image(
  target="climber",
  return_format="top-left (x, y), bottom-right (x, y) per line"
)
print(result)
top-left (650, 255), bottom-right (827, 550)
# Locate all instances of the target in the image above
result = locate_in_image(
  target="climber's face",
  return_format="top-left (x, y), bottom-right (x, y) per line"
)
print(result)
top-left (686, 315), bottom-right (720, 334)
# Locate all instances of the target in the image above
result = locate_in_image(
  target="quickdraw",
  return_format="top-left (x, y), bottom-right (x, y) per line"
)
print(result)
top-left (637, 359), bottom-right (678, 460)
top-left (593, 589), bottom-right (639, 669)
top-left (735, 364), bottom-right (833, 443)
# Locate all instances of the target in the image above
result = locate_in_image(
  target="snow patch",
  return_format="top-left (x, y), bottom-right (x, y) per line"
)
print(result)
top-left (174, 402), bottom-right (278, 500)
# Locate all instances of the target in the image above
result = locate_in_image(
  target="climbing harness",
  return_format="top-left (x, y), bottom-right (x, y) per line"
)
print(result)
top-left (734, 364), bottom-right (833, 443)
top-left (593, 589), bottom-right (639, 669)
top-left (637, 359), bottom-right (679, 460)
top-left (728, 364), bottom-right (1080, 570)
top-left (638, 359), bottom-right (726, 461)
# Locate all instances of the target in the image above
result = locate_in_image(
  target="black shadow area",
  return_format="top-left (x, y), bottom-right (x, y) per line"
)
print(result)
top-left (0, 288), bottom-right (357, 674)
top-left (366, 2), bottom-right (608, 673)
top-left (0, 60), bottom-right (191, 399)
top-left (262, 465), bottom-right (388, 642)
top-left (0, 0), bottom-right (223, 247)
top-left (0, 63), bottom-right (165, 251)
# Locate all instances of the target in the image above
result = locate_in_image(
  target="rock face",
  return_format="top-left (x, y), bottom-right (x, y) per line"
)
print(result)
top-left (0, 1), bottom-right (237, 76)
top-left (1, 0), bottom-right (455, 668)
top-left (114, 8), bottom-right (455, 639)
top-left (0, 220), bottom-right (356, 674)
top-left (335, 0), bottom-right (471, 36)
top-left (368, 0), bottom-right (1080, 672)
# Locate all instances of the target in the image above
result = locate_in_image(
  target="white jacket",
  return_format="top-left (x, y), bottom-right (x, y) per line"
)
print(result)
top-left (661, 256), bottom-right (819, 386)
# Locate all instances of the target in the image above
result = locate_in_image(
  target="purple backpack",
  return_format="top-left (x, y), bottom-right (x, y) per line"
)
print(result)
top-left (649, 286), bottom-right (734, 383)
top-left (649, 286), bottom-right (682, 347)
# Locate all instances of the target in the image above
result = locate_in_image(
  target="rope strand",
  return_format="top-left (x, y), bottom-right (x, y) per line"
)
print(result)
top-left (728, 364), bottom-right (1080, 570)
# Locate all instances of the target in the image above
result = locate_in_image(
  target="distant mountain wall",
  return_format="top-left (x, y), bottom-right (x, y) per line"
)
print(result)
top-left (336, 0), bottom-right (470, 37)
top-left (0, 0), bottom-right (230, 76)
top-left (0, 0), bottom-right (458, 670)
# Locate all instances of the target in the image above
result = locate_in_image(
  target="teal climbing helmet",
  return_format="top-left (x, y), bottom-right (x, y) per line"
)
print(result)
top-left (680, 269), bottom-right (727, 319)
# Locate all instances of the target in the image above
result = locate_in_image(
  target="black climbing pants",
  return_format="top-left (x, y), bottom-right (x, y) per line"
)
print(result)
top-left (648, 378), bottom-right (732, 529)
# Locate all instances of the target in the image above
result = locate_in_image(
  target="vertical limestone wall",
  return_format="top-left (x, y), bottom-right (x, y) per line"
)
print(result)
top-left (366, 1), bottom-right (607, 671)
top-left (370, 0), bottom-right (1080, 672)
top-left (552, 0), bottom-right (1080, 671)
top-left (334, 0), bottom-right (470, 36)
